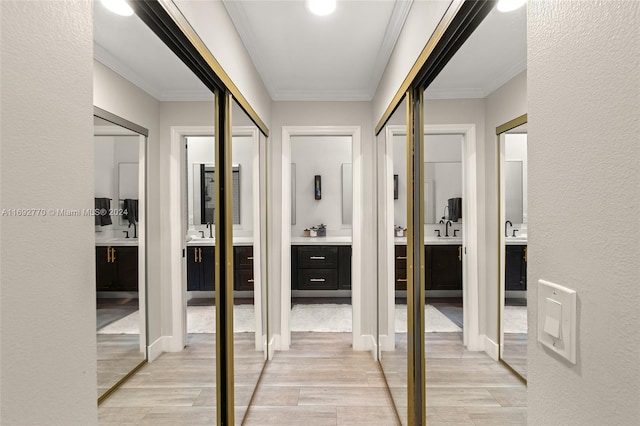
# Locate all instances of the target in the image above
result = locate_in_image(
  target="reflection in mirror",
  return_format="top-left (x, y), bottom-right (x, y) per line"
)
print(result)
top-left (342, 163), bottom-right (353, 224)
top-left (190, 162), bottom-right (241, 225)
top-left (378, 100), bottom-right (408, 424)
top-left (231, 98), bottom-right (268, 424)
top-left (500, 120), bottom-right (528, 379)
top-left (94, 114), bottom-right (146, 401)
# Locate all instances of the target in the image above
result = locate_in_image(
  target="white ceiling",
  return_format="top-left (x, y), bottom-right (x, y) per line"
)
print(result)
top-left (222, 0), bottom-right (412, 101)
top-left (93, 0), bottom-right (526, 103)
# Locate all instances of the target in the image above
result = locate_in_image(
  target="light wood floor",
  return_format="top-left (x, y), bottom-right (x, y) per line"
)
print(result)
top-left (99, 332), bottom-right (526, 425)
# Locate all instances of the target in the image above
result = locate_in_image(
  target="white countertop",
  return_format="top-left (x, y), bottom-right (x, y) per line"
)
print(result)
top-left (505, 236), bottom-right (528, 245)
top-left (394, 236), bottom-right (463, 245)
top-left (291, 236), bottom-right (352, 245)
top-left (95, 238), bottom-right (138, 247)
top-left (186, 236), bottom-right (254, 246)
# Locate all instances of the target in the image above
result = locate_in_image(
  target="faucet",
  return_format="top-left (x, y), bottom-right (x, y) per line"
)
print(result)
top-left (445, 220), bottom-right (452, 237)
top-left (505, 220), bottom-right (512, 237)
top-left (206, 222), bottom-right (213, 238)
top-left (128, 222), bottom-right (137, 238)
top-left (199, 230), bottom-right (205, 238)
top-left (122, 231), bottom-right (129, 239)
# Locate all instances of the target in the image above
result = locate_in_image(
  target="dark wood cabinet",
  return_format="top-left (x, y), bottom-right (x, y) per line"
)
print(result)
top-left (233, 246), bottom-right (254, 291)
top-left (505, 244), bottom-right (527, 291)
top-left (187, 245), bottom-right (255, 292)
top-left (425, 245), bottom-right (462, 291)
top-left (187, 246), bottom-right (215, 291)
top-left (96, 246), bottom-right (138, 292)
top-left (291, 245), bottom-right (351, 290)
top-left (395, 245), bottom-right (407, 291)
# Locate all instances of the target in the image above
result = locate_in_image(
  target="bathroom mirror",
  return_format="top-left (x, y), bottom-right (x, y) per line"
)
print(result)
top-left (424, 161), bottom-right (462, 224)
top-left (499, 117), bottom-right (528, 380)
top-left (230, 97), bottom-right (268, 424)
top-left (93, 111), bottom-right (147, 402)
top-left (378, 100), bottom-right (409, 425)
top-left (194, 163), bottom-right (240, 225)
top-left (342, 163), bottom-right (353, 224)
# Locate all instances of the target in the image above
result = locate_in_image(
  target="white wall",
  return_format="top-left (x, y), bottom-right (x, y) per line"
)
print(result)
top-left (291, 135), bottom-right (352, 236)
top-left (484, 71), bottom-right (527, 344)
top-left (373, 0), bottom-right (452, 125)
top-left (173, 0), bottom-right (272, 128)
top-left (528, 1), bottom-right (639, 424)
top-left (1, 0), bottom-right (97, 423)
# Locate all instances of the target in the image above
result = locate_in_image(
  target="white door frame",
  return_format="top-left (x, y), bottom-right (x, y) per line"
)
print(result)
top-left (381, 124), bottom-right (481, 351)
top-left (166, 125), bottom-right (262, 352)
top-left (279, 126), bottom-right (363, 351)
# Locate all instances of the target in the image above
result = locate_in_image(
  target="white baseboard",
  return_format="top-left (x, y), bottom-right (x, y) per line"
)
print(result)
top-left (483, 335), bottom-right (499, 361)
top-left (378, 334), bottom-right (396, 352)
top-left (353, 333), bottom-right (375, 353)
top-left (147, 336), bottom-right (165, 362)
top-left (163, 334), bottom-right (185, 353)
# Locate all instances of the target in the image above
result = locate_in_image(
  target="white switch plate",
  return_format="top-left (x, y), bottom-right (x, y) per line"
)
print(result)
top-left (537, 279), bottom-right (577, 364)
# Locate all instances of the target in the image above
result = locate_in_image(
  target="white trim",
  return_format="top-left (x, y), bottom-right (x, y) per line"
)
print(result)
top-left (383, 124), bottom-right (481, 351)
top-left (483, 335), bottom-right (499, 361)
top-left (147, 336), bottom-right (167, 362)
top-left (280, 126), bottom-right (363, 351)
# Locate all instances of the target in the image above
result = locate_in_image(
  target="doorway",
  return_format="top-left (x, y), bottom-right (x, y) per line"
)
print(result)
top-left (279, 126), bottom-right (363, 351)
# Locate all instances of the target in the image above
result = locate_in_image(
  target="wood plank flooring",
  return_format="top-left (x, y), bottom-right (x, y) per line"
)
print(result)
top-left (99, 332), bottom-right (526, 425)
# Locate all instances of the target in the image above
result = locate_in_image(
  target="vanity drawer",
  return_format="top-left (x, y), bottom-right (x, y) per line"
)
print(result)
top-left (297, 269), bottom-right (338, 290)
top-left (395, 245), bottom-right (407, 269)
top-left (297, 246), bottom-right (338, 269)
top-left (234, 246), bottom-right (254, 269)
top-left (234, 269), bottom-right (255, 291)
top-left (395, 268), bottom-right (407, 291)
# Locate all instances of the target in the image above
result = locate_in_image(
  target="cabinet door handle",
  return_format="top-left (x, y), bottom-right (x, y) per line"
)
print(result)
top-left (458, 246), bottom-right (462, 261)
top-left (198, 248), bottom-right (203, 263)
top-left (309, 256), bottom-right (325, 260)
top-left (524, 247), bottom-right (527, 262)
top-left (248, 279), bottom-right (254, 283)
top-left (247, 256), bottom-right (254, 260)
top-left (194, 248), bottom-right (198, 263)
top-left (397, 278), bottom-right (407, 282)
top-left (396, 256), bottom-right (407, 260)
top-left (111, 247), bottom-right (116, 263)
top-left (309, 278), bottom-right (326, 282)
top-left (106, 247), bottom-right (111, 263)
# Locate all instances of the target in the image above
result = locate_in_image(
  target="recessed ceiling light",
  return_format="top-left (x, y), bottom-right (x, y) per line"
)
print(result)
top-left (101, 0), bottom-right (134, 17)
top-left (497, 0), bottom-right (526, 13)
top-left (306, 0), bottom-right (336, 17)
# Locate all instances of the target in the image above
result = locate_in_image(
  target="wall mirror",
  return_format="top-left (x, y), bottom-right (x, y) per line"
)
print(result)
top-left (189, 162), bottom-right (241, 226)
top-left (342, 163), bottom-right (353, 224)
top-left (230, 97), bottom-right (268, 423)
top-left (424, 134), bottom-right (463, 224)
top-left (499, 116), bottom-right (528, 381)
top-left (378, 100), bottom-right (409, 425)
top-left (93, 111), bottom-right (147, 403)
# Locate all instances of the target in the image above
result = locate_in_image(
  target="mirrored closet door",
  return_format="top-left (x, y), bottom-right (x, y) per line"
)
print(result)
top-left (498, 115), bottom-right (528, 380)
top-left (93, 111), bottom-right (147, 402)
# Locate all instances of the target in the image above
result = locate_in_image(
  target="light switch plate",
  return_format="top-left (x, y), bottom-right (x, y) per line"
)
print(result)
top-left (537, 279), bottom-right (577, 364)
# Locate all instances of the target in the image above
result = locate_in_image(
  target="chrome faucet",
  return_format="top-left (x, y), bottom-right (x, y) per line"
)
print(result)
top-left (445, 220), bottom-right (452, 237)
top-left (206, 222), bottom-right (213, 238)
top-left (505, 220), bottom-right (512, 237)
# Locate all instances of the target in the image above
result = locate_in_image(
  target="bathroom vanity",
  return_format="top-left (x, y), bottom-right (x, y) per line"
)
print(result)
top-left (186, 238), bottom-right (255, 292)
top-left (505, 239), bottom-right (527, 291)
top-left (290, 236), bottom-right (352, 291)
top-left (395, 237), bottom-right (463, 292)
top-left (95, 239), bottom-right (138, 292)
